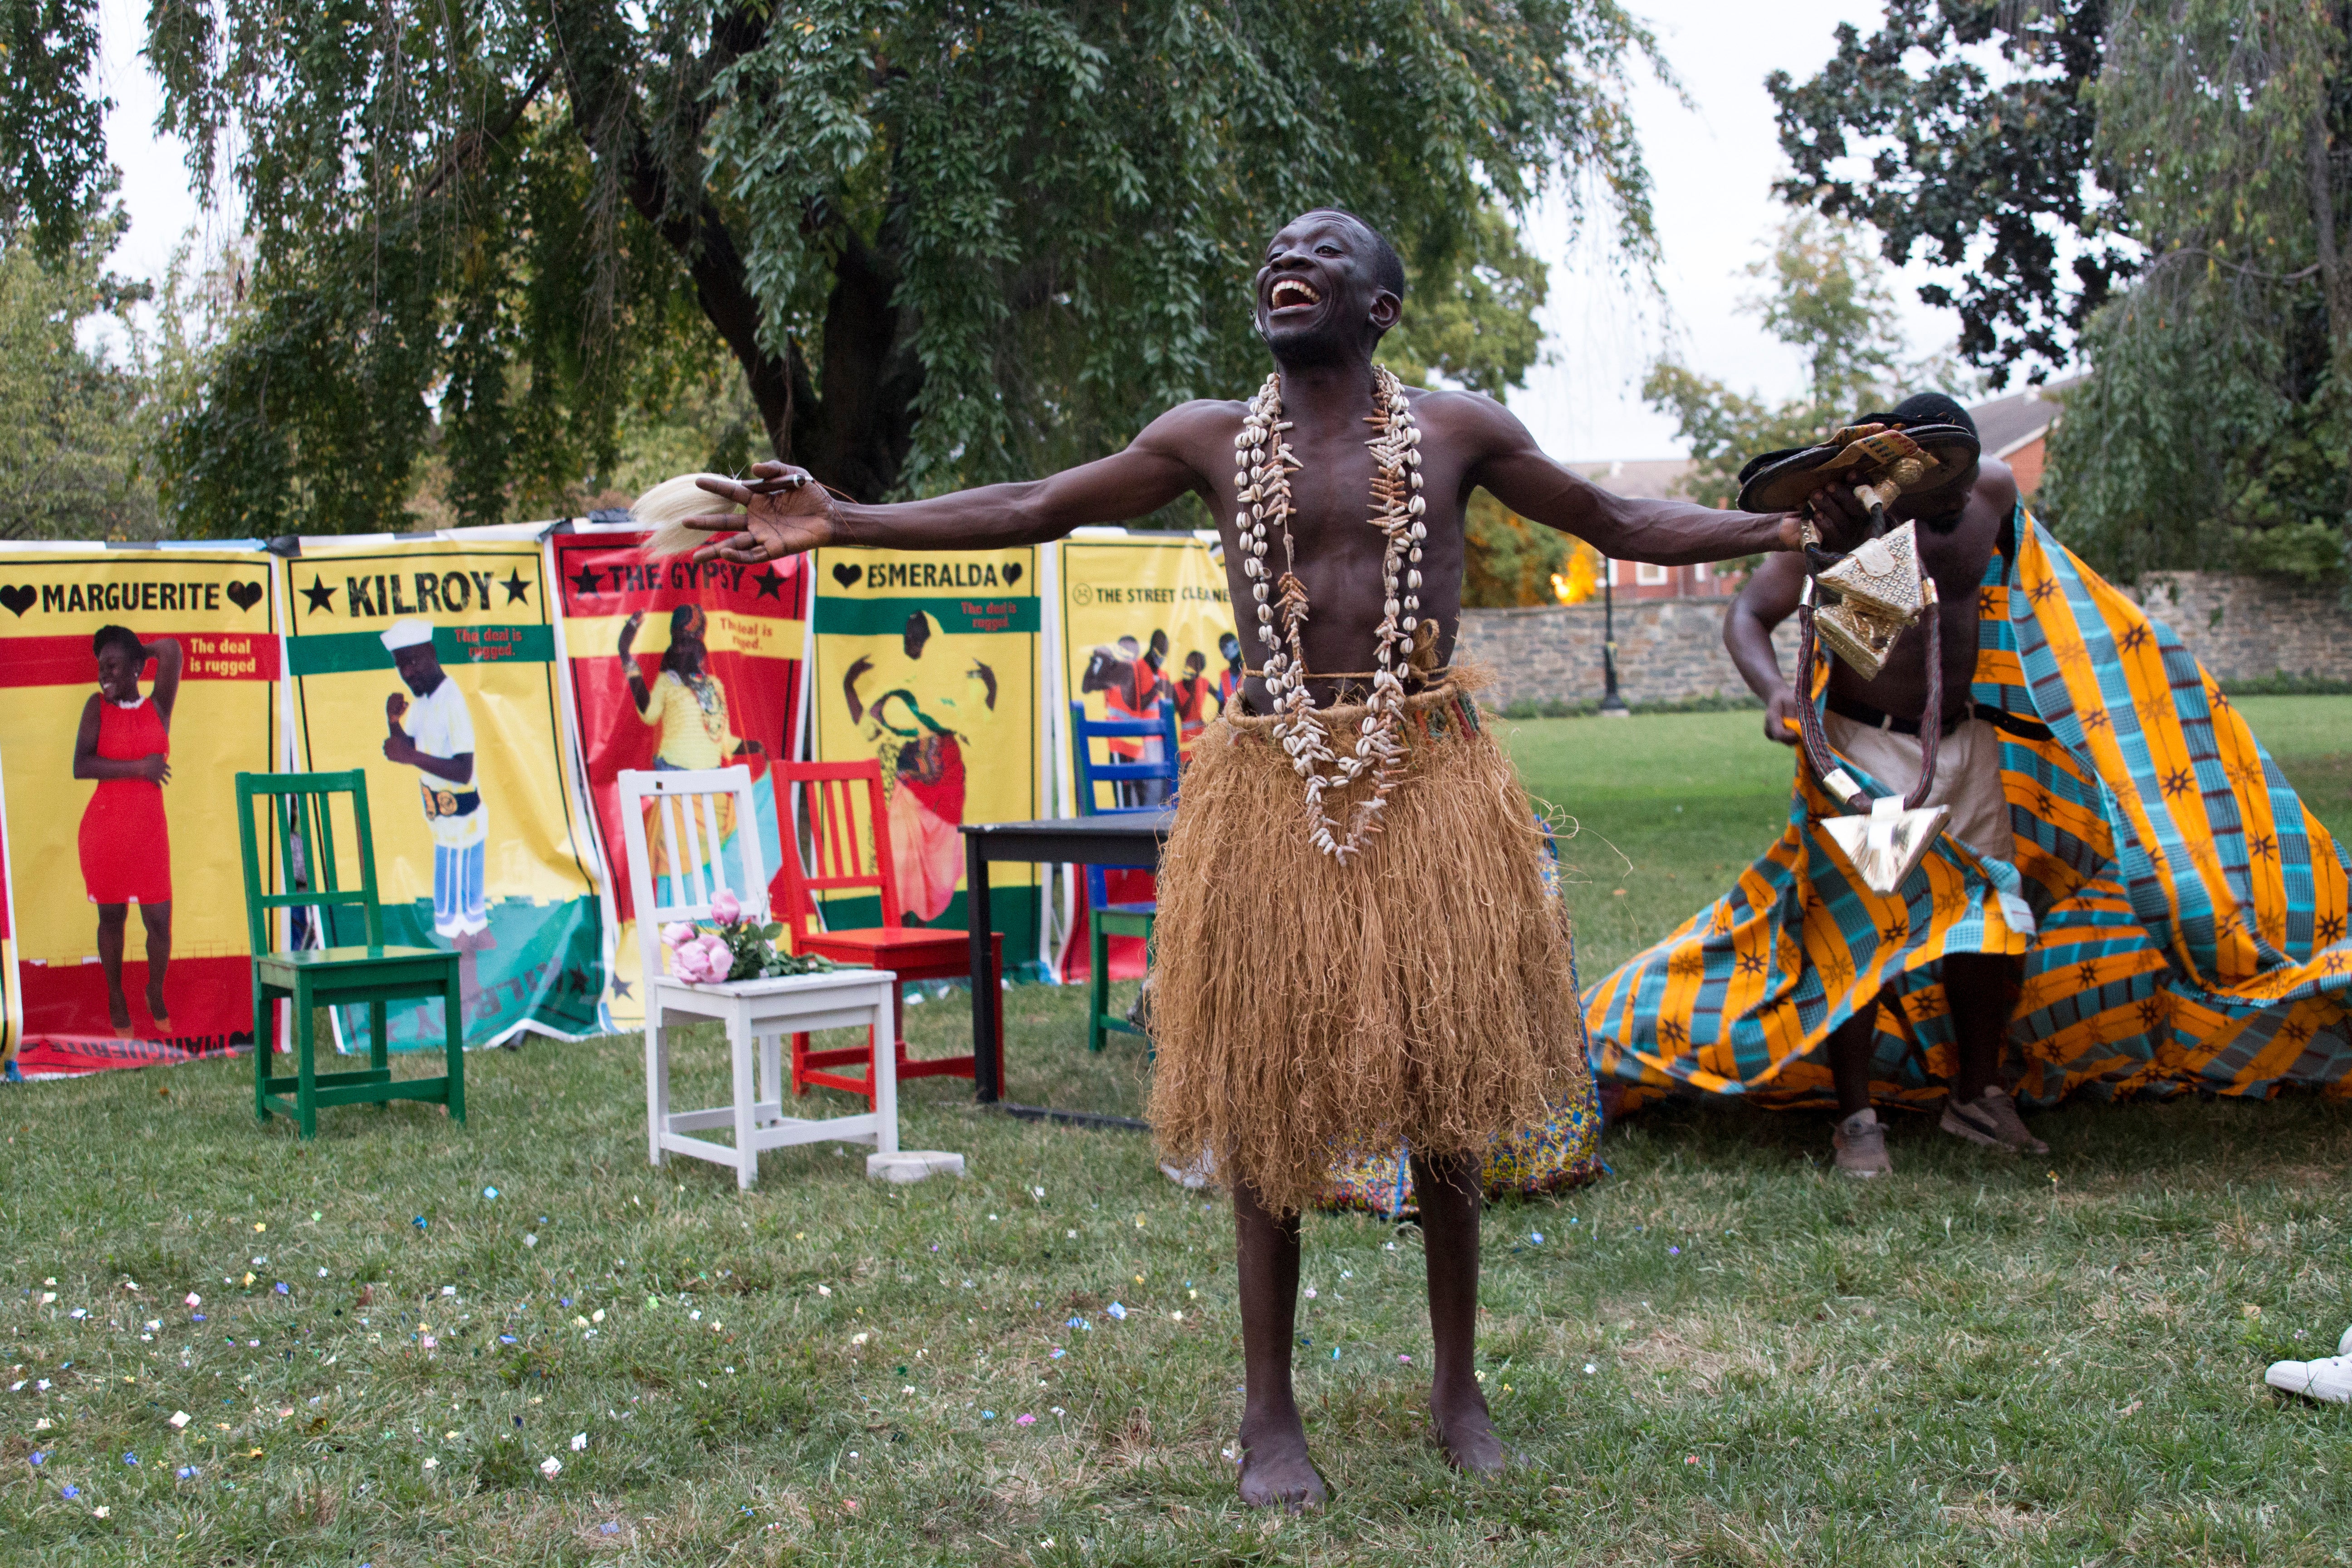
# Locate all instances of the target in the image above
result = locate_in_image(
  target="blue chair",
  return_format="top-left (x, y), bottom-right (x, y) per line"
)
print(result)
top-left (1068, 701), bottom-right (1180, 1052)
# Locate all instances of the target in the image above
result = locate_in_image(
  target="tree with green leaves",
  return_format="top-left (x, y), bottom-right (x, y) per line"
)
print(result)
top-left (1644, 210), bottom-right (1966, 510)
top-left (1767, 0), bottom-right (2125, 387)
top-left (2038, 0), bottom-right (2352, 583)
top-left (86, 0), bottom-right (1670, 535)
top-left (0, 213), bottom-right (158, 540)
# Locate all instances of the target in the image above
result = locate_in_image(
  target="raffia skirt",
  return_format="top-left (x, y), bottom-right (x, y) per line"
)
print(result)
top-left (1147, 672), bottom-right (1590, 1214)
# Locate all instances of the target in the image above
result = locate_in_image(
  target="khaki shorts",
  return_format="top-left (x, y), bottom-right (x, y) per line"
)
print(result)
top-left (1822, 712), bottom-right (2010, 858)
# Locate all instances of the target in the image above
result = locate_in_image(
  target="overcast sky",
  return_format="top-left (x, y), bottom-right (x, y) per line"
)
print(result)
top-left (92, 0), bottom-right (1956, 465)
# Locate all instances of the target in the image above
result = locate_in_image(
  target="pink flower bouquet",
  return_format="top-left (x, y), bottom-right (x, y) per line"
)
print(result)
top-left (658, 894), bottom-right (855, 985)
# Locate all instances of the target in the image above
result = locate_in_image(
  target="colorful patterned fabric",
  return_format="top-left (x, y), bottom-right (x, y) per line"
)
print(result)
top-left (1586, 508), bottom-right (2352, 1110)
top-left (1322, 816), bottom-right (1605, 1216)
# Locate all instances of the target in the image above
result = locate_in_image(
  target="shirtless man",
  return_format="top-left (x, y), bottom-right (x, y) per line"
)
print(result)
top-left (1723, 393), bottom-right (2048, 1175)
top-left (677, 209), bottom-right (1797, 1507)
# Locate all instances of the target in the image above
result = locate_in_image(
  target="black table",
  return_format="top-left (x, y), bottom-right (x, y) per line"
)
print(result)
top-left (960, 810), bottom-right (1175, 1130)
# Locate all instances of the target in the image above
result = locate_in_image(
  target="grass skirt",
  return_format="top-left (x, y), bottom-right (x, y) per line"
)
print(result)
top-left (1147, 675), bottom-right (1590, 1214)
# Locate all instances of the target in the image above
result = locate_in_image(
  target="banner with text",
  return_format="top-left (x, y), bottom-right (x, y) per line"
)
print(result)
top-left (282, 534), bottom-right (602, 1051)
top-left (1051, 531), bottom-right (1237, 981)
top-left (810, 547), bottom-right (1044, 967)
top-left (0, 547), bottom-right (282, 1075)
top-left (550, 532), bottom-right (809, 1030)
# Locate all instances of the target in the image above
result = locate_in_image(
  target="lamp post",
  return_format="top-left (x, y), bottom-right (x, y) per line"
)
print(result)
top-left (1598, 560), bottom-right (1629, 717)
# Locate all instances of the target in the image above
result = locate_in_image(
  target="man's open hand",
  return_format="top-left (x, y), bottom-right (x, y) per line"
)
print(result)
top-left (682, 462), bottom-right (835, 564)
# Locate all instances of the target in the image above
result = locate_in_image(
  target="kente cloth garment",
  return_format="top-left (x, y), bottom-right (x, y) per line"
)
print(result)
top-left (1586, 507), bottom-right (2352, 1110)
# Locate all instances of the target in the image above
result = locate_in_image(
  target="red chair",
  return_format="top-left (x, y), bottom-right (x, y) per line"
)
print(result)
top-left (775, 760), bottom-right (1003, 1106)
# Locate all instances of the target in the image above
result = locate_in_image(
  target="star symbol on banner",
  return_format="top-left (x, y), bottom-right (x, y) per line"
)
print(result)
top-left (500, 569), bottom-right (533, 605)
top-left (301, 577), bottom-right (336, 615)
top-left (752, 567), bottom-right (784, 600)
top-left (567, 565), bottom-right (604, 599)
top-left (610, 978), bottom-right (634, 1000)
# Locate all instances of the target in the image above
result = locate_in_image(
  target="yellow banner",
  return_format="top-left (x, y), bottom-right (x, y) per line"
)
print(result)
top-left (1058, 532), bottom-right (1239, 794)
top-left (282, 535), bottom-right (602, 1049)
top-left (0, 547), bottom-right (280, 1072)
top-left (810, 546), bottom-right (1043, 958)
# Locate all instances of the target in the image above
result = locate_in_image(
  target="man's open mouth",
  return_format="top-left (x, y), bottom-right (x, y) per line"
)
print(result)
top-left (1268, 278), bottom-right (1321, 313)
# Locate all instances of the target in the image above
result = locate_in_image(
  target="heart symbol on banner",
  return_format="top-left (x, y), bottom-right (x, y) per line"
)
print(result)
top-left (225, 581), bottom-right (265, 611)
top-left (0, 585), bottom-right (33, 617)
top-left (1002, 562), bottom-right (1024, 588)
top-left (831, 563), bottom-right (862, 588)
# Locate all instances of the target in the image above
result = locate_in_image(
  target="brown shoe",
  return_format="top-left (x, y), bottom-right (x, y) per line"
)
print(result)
top-left (1939, 1087), bottom-right (2048, 1154)
top-left (1833, 1109), bottom-right (1891, 1177)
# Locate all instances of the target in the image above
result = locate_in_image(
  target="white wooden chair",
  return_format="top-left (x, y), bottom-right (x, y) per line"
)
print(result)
top-left (616, 765), bottom-right (961, 1189)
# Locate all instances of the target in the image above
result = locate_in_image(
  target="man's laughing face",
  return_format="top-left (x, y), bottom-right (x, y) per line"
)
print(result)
top-left (1253, 211), bottom-right (1398, 362)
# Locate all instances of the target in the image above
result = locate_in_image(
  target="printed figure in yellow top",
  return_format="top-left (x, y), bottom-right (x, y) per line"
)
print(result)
top-left (381, 619), bottom-right (495, 1014)
top-left (617, 605), bottom-right (766, 772)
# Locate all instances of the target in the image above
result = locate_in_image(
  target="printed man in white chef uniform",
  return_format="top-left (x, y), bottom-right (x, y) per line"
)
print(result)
top-left (381, 619), bottom-right (495, 1023)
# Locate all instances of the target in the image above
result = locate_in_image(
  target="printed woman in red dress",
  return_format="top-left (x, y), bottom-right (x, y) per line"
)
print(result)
top-left (73, 626), bottom-right (182, 1037)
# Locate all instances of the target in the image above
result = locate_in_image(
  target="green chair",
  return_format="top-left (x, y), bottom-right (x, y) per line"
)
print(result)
top-left (1068, 701), bottom-right (1180, 1053)
top-left (235, 771), bottom-right (465, 1139)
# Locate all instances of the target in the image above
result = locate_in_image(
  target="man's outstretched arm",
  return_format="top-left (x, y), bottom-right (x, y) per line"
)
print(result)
top-left (680, 403), bottom-right (1222, 564)
top-left (1460, 396), bottom-right (1801, 562)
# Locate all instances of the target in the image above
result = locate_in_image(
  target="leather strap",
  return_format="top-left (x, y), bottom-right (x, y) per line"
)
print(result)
top-left (1824, 692), bottom-right (1975, 740)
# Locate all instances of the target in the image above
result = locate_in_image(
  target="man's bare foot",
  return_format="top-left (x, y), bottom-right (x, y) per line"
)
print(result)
top-left (1236, 1407), bottom-right (1327, 1510)
top-left (1431, 1383), bottom-right (1504, 1475)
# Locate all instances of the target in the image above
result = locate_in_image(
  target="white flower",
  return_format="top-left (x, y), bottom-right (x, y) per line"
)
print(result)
top-left (422, 1457), bottom-right (437, 1471)
top-left (590, 1309), bottom-right (604, 1324)
top-left (539, 1455), bottom-right (562, 1479)
top-left (569, 1432), bottom-right (588, 1452)
top-left (851, 1332), bottom-right (868, 1346)
top-left (168, 1411), bottom-right (190, 1429)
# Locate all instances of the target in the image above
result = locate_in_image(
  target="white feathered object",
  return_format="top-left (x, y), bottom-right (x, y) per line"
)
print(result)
top-left (632, 473), bottom-right (740, 558)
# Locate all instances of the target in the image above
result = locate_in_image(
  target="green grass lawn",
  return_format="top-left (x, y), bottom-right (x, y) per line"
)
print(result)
top-left (4, 701), bottom-right (2348, 1564)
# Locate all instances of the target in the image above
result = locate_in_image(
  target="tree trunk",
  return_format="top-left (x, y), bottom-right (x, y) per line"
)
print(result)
top-left (548, 12), bottom-right (921, 501)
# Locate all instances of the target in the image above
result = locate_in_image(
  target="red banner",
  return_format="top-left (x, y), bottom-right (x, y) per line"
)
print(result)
top-left (550, 534), bottom-right (809, 1029)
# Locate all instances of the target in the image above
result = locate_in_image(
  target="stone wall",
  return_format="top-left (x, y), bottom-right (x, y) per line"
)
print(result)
top-left (1455, 598), bottom-right (1795, 710)
top-left (1457, 570), bottom-right (2352, 711)
top-left (2113, 572), bottom-right (2352, 684)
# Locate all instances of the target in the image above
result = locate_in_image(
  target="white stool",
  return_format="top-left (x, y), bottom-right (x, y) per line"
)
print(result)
top-left (618, 766), bottom-right (965, 1189)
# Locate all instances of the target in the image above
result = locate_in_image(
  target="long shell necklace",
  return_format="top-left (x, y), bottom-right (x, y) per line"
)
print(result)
top-left (1232, 364), bottom-right (1425, 862)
